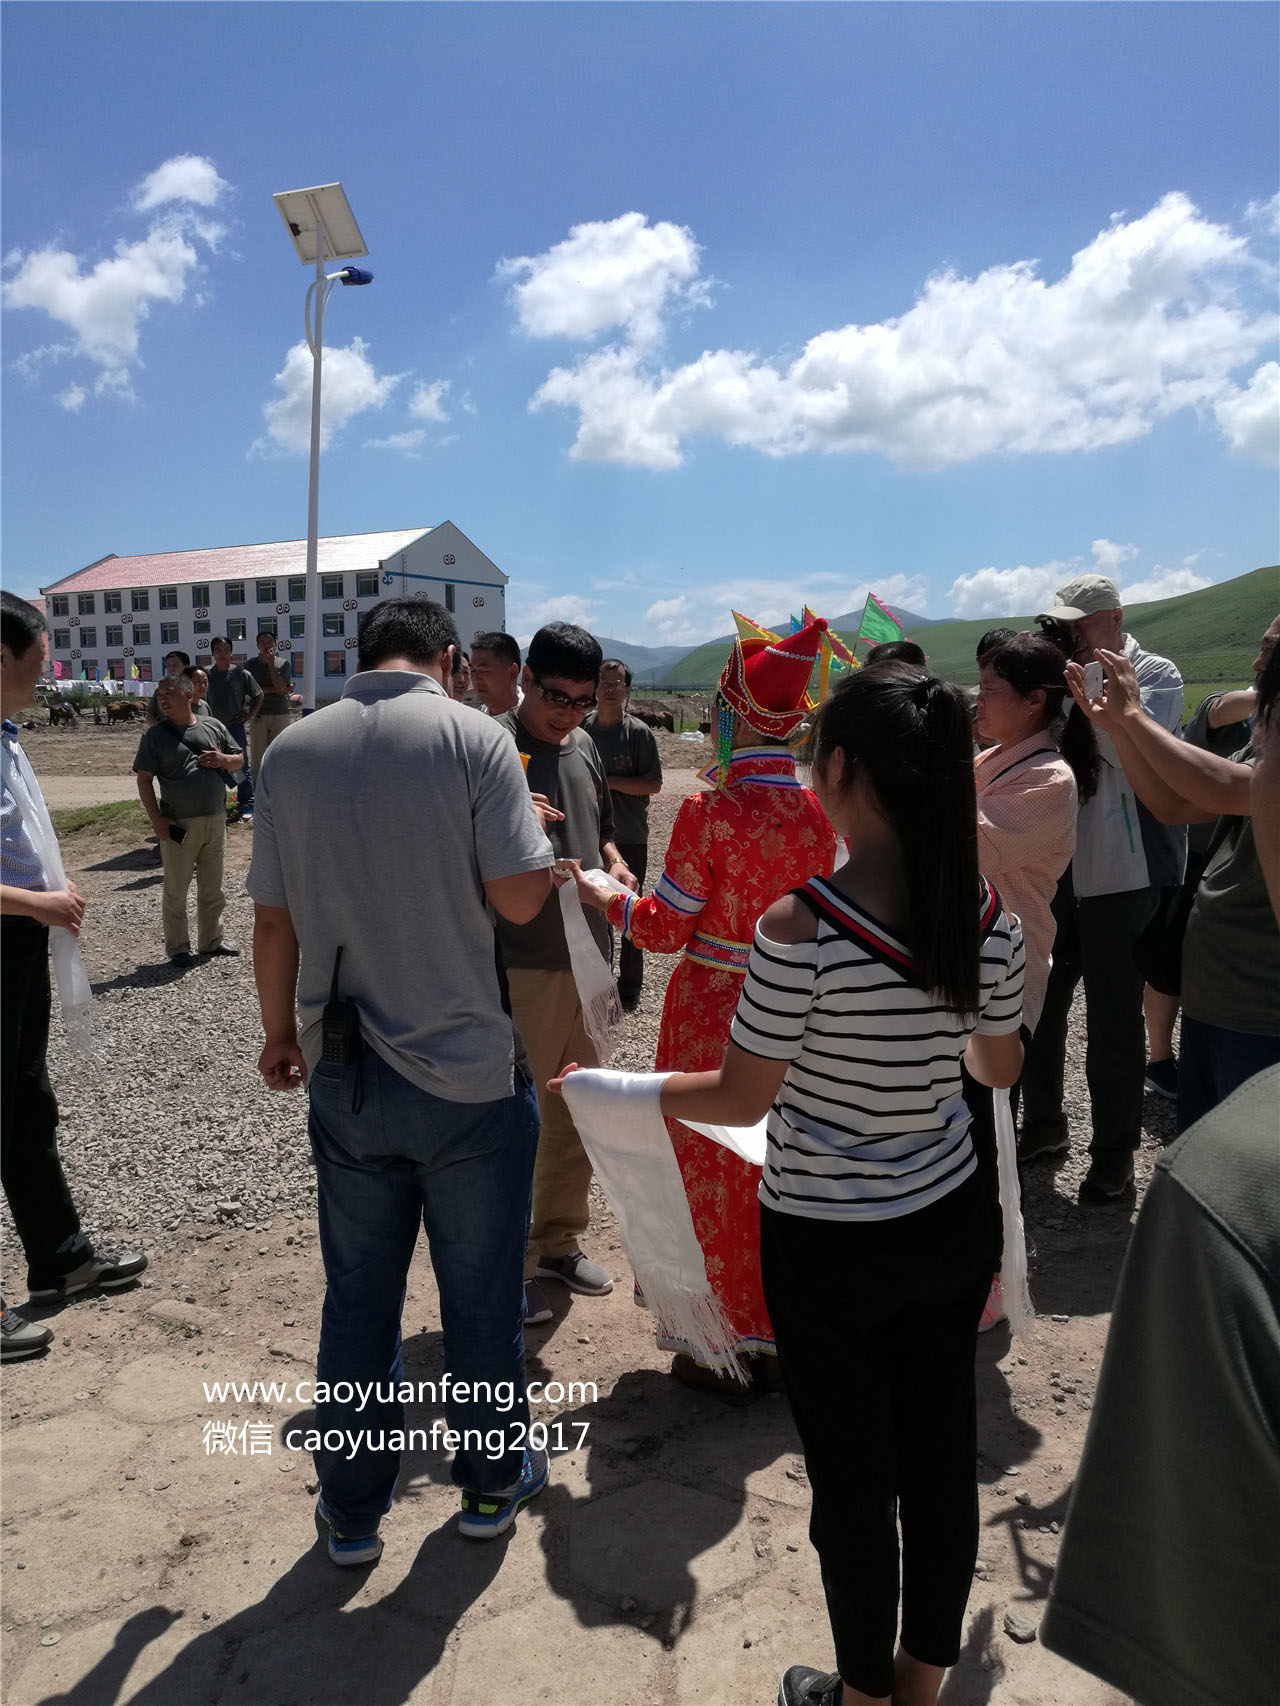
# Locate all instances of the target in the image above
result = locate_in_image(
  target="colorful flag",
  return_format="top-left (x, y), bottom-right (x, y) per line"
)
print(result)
top-left (732, 610), bottom-right (780, 645)
top-left (52, 660), bottom-right (64, 679)
top-left (130, 662), bottom-right (140, 679)
top-left (855, 592), bottom-right (906, 648)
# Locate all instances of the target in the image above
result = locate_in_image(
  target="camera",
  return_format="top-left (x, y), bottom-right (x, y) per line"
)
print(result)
top-left (1037, 616), bottom-right (1075, 657)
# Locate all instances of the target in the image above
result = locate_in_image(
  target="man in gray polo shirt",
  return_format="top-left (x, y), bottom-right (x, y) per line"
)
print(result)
top-left (247, 598), bottom-right (556, 1564)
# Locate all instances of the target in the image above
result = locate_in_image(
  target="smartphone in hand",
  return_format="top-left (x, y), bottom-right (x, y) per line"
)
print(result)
top-left (1083, 661), bottom-right (1105, 700)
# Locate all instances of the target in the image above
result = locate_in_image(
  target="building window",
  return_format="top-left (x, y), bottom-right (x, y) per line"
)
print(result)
top-left (324, 650), bottom-right (346, 677)
top-left (256, 580), bottom-right (276, 605)
top-left (193, 618), bottom-right (211, 636)
top-left (291, 652), bottom-right (304, 681)
top-left (131, 589), bottom-right (149, 612)
top-left (78, 659), bottom-right (99, 678)
top-left (79, 627), bottom-right (98, 648)
top-left (356, 572), bottom-right (378, 597)
top-left (53, 627), bottom-right (71, 649)
top-left (226, 617), bottom-right (247, 642)
top-left (160, 623), bottom-right (180, 645)
top-left (258, 617), bottom-right (277, 637)
top-left (444, 583), bottom-right (455, 612)
top-left (321, 575), bottom-right (343, 600)
top-left (288, 577), bottom-right (307, 602)
top-left (104, 590), bottom-right (122, 614)
top-left (159, 586), bottom-right (178, 610)
top-left (224, 582), bottom-right (245, 605)
top-left (108, 660), bottom-right (125, 680)
top-left (290, 614), bottom-right (305, 638)
top-left (133, 624), bottom-right (151, 645)
top-left (106, 625), bottom-right (124, 647)
top-left (77, 593), bottom-right (96, 615)
top-left (190, 584), bottom-right (209, 607)
top-left (136, 659), bottom-right (153, 682)
top-left (323, 612), bottom-right (344, 637)
top-left (51, 595), bottom-right (69, 618)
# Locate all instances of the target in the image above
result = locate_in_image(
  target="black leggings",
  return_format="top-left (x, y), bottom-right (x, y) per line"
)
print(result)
top-left (760, 1173), bottom-right (995, 1698)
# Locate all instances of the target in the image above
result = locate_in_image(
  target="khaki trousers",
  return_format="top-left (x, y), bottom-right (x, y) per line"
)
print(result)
top-left (506, 967), bottom-right (599, 1280)
top-left (249, 712), bottom-right (293, 777)
top-left (159, 813), bottom-right (226, 955)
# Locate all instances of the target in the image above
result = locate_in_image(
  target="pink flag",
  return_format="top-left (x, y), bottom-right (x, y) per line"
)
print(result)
top-left (52, 660), bottom-right (64, 678)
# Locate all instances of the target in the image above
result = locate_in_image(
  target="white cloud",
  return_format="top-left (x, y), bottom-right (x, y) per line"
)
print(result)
top-left (133, 155), bottom-right (228, 211)
top-left (509, 592), bottom-right (603, 649)
top-left (643, 596), bottom-right (696, 644)
top-left (637, 573), bottom-right (930, 646)
top-left (948, 563), bottom-right (1072, 621)
top-left (947, 539), bottom-right (1214, 619)
top-left (498, 212), bottom-right (708, 351)
top-left (1213, 361), bottom-right (1279, 466)
top-left (521, 194), bottom-right (1276, 471)
top-left (1117, 565), bottom-right (1213, 605)
top-left (3, 157), bottom-right (229, 404)
top-left (255, 337), bottom-right (405, 455)
top-left (363, 428), bottom-right (426, 454)
top-left (408, 379), bottom-right (451, 422)
top-left (56, 382), bottom-right (86, 412)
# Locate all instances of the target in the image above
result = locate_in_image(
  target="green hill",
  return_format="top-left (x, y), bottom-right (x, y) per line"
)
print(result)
top-left (659, 564), bottom-right (1278, 716)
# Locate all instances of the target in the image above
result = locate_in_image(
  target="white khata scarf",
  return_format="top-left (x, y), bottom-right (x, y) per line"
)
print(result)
top-left (557, 869), bottom-right (629, 1063)
top-left (561, 1069), bottom-right (757, 1380)
top-left (561, 1072), bottom-right (1034, 1350)
top-left (2, 737), bottom-right (93, 1051)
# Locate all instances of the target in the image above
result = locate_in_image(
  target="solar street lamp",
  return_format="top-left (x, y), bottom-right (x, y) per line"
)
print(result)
top-left (272, 183), bottom-right (373, 712)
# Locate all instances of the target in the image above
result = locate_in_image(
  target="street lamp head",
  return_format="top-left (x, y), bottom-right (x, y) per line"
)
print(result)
top-left (338, 266), bottom-right (374, 286)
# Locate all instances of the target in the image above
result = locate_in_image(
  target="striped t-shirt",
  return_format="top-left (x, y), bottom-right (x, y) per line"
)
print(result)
top-left (730, 874), bottom-right (1025, 1223)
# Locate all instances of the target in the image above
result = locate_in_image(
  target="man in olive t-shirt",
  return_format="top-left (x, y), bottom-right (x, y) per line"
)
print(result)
top-left (207, 636), bottom-right (262, 820)
top-left (584, 659), bottom-right (662, 1009)
top-left (493, 623), bottom-right (637, 1325)
top-left (245, 632), bottom-right (296, 779)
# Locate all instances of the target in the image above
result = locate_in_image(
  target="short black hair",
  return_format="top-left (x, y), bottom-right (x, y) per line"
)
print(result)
top-left (164, 650), bottom-right (191, 670)
top-left (1, 590), bottom-right (48, 659)
top-left (600, 657), bottom-right (632, 688)
top-left (357, 598), bottom-right (459, 671)
top-left (452, 648), bottom-right (469, 675)
top-left (472, 631), bottom-right (520, 669)
top-left (864, 640), bottom-right (926, 668)
top-left (976, 627), bottom-right (1018, 665)
top-left (181, 664), bottom-right (207, 682)
top-left (527, 622), bottom-right (602, 685)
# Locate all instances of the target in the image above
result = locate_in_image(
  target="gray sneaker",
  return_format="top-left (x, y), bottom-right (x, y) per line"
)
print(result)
top-left (27, 1249), bottom-right (148, 1304)
top-left (523, 1279), bottom-right (552, 1326)
top-left (1, 1303), bottom-right (53, 1362)
top-left (536, 1251), bottom-right (613, 1296)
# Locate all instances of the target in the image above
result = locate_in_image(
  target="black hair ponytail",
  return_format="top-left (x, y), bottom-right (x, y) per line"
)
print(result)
top-left (814, 665), bottom-right (981, 1014)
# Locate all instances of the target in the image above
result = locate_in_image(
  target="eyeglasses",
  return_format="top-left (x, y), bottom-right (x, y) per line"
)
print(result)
top-left (533, 679), bottom-right (597, 712)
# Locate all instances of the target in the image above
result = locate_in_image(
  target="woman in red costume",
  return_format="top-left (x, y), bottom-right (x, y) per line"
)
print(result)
top-left (578, 616), bottom-right (836, 1398)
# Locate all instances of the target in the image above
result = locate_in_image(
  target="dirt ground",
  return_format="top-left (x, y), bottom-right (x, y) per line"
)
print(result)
top-left (1, 719), bottom-right (1138, 1706)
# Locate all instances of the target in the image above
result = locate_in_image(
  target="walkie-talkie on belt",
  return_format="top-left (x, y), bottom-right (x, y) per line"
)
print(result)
top-left (321, 945), bottom-right (361, 1066)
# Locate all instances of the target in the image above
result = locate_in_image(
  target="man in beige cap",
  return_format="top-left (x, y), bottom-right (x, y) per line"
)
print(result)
top-left (1019, 574), bottom-right (1184, 1202)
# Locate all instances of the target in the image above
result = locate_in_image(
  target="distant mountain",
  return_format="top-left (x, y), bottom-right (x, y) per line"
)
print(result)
top-left (589, 636), bottom-right (699, 686)
top-left (829, 604), bottom-right (962, 632)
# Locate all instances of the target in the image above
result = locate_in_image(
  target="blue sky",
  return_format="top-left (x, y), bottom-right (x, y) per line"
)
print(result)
top-left (3, 3), bottom-right (1276, 647)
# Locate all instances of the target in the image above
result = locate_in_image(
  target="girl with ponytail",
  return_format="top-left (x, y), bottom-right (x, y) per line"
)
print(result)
top-left (612, 663), bottom-right (1027, 1706)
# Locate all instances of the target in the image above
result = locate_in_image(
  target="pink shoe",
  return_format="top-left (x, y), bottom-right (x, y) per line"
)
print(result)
top-left (978, 1274), bottom-right (1005, 1333)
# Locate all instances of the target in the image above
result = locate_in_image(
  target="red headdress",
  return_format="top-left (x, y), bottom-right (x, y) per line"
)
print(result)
top-left (718, 616), bottom-right (828, 738)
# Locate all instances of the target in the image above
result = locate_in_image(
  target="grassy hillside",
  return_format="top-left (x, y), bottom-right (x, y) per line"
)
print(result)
top-left (659, 564), bottom-right (1278, 702)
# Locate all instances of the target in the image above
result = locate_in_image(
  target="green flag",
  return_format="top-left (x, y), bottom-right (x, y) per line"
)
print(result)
top-left (856, 593), bottom-right (905, 647)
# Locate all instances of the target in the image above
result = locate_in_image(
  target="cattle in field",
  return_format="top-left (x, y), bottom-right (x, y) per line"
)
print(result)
top-left (106, 699), bottom-right (144, 723)
top-left (47, 700), bottom-right (79, 727)
top-left (629, 699), bottom-right (677, 734)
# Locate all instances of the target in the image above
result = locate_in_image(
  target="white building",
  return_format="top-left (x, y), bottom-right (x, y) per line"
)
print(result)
top-left (40, 521), bottom-right (506, 697)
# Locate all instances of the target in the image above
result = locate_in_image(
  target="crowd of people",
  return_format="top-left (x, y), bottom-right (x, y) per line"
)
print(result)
top-left (2, 576), bottom-right (1277, 1706)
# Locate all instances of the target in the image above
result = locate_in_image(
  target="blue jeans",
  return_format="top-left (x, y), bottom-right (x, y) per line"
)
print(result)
top-left (1178, 1015), bottom-right (1280, 1134)
top-left (224, 720), bottom-right (254, 813)
top-left (307, 1046), bottom-right (540, 1534)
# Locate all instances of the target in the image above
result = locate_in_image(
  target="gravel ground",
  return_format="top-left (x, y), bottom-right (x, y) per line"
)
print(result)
top-left (2, 726), bottom-right (1174, 1275)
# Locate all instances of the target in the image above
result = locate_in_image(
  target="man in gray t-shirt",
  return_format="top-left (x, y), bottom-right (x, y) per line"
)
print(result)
top-left (206, 636), bottom-right (261, 820)
top-left (132, 673), bottom-right (243, 964)
top-left (492, 623), bottom-right (638, 1327)
top-left (246, 598), bottom-right (557, 1555)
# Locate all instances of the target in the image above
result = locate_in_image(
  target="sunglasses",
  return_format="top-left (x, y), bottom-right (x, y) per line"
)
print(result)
top-left (533, 678), bottom-right (597, 713)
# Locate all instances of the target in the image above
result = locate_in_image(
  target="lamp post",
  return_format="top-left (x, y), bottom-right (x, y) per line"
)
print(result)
top-left (272, 183), bottom-right (372, 712)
